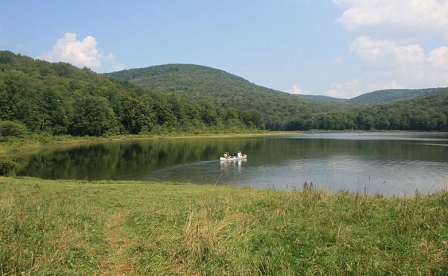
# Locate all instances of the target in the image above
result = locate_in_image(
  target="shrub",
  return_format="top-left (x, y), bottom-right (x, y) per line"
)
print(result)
top-left (0, 158), bottom-right (20, 176)
top-left (0, 121), bottom-right (28, 137)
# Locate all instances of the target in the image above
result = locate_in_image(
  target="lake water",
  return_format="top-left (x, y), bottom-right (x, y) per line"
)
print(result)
top-left (17, 132), bottom-right (448, 196)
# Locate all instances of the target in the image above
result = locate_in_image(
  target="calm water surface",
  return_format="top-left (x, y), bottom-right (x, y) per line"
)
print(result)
top-left (18, 132), bottom-right (448, 196)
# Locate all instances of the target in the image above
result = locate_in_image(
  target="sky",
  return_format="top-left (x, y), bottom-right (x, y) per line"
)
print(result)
top-left (1, 0), bottom-right (448, 98)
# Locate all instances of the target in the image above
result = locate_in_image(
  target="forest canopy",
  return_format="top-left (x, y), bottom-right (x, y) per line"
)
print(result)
top-left (0, 51), bottom-right (263, 137)
top-left (1, 51), bottom-right (448, 137)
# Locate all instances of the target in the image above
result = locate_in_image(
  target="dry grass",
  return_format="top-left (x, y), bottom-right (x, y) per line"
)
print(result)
top-left (1, 177), bottom-right (448, 275)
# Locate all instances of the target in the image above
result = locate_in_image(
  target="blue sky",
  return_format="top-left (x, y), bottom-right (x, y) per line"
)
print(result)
top-left (1, 0), bottom-right (448, 98)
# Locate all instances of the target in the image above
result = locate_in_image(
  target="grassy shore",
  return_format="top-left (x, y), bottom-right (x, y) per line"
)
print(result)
top-left (1, 177), bottom-right (448, 275)
top-left (0, 131), bottom-right (292, 158)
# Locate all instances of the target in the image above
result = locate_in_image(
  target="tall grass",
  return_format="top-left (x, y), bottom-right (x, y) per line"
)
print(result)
top-left (1, 177), bottom-right (448, 275)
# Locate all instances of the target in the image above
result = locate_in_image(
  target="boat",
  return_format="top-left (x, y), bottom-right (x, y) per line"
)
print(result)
top-left (220, 154), bottom-right (247, 161)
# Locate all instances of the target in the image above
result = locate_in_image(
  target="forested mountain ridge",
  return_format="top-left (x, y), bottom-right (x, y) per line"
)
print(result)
top-left (0, 51), bottom-right (264, 137)
top-left (295, 94), bottom-right (347, 102)
top-left (106, 64), bottom-right (448, 131)
top-left (348, 87), bottom-right (448, 105)
top-left (106, 64), bottom-right (448, 106)
top-left (104, 64), bottom-right (353, 129)
top-left (1, 50), bottom-right (447, 136)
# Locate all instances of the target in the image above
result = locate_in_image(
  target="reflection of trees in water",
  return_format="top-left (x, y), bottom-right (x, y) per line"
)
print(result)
top-left (17, 138), bottom-right (264, 180)
top-left (17, 136), bottom-right (448, 181)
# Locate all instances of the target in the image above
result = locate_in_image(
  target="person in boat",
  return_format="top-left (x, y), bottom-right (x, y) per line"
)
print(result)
top-left (237, 151), bottom-right (242, 158)
top-left (223, 152), bottom-right (228, 158)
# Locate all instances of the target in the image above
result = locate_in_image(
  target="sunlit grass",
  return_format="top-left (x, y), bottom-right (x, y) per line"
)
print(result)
top-left (1, 177), bottom-right (448, 275)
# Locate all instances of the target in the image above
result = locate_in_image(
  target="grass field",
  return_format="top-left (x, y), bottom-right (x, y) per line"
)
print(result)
top-left (1, 177), bottom-right (448, 275)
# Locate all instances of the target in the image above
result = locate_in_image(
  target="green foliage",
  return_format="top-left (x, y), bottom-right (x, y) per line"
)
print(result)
top-left (0, 157), bottom-right (20, 176)
top-left (2, 51), bottom-right (448, 134)
top-left (0, 121), bottom-right (28, 137)
top-left (0, 51), bottom-right (262, 137)
top-left (105, 64), bottom-right (349, 130)
top-left (69, 96), bottom-right (119, 136)
top-left (349, 87), bottom-right (448, 105)
top-left (106, 63), bottom-right (448, 132)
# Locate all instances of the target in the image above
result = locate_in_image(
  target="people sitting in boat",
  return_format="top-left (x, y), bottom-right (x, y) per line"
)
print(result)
top-left (237, 151), bottom-right (242, 157)
top-left (223, 152), bottom-right (228, 158)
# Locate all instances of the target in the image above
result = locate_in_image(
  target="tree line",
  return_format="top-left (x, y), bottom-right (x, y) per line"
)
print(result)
top-left (106, 63), bottom-right (448, 132)
top-left (284, 93), bottom-right (448, 131)
top-left (0, 51), bottom-right (264, 137)
top-left (1, 50), bottom-right (447, 138)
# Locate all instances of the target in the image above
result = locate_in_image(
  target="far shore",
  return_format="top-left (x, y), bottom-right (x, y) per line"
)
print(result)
top-left (0, 131), bottom-right (301, 157)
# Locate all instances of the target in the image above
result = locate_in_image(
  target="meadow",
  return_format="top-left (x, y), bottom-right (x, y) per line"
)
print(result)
top-left (1, 177), bottom-right (448, 275)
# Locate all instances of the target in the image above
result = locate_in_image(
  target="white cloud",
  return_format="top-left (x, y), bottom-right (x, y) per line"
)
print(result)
top-left (350, 37), bottom-right (425, 68)
top-left (287, 84), bottom-right (311, 95)
top-left (428, 46), bottom-right (448, 70)
top-left (365, 81), bottom-right (404, 93)
top-left (333, 0), bottom-right (448, 39)
top-left (350, 36), bottom-right (426, 83)
top-left (39, 33), bottom-right (101, 67)
top-left (328, 79), bottom-right (362, 98)
top-left (334, 56), bottom-right (344, 64)
top-left (328, 79), bottom-right (404, 99)
top-left (330, 0), bottom-right (448, 95)
top-left (39, 33), bottom-right (122, 71)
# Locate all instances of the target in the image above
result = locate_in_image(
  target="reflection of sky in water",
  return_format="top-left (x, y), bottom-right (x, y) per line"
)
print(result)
top-left (144, 133), bottom-right (448, 197)
top-left (143, 154), bottom-right (448, 197)
top-left (18, 132), bottom-right (448, 197)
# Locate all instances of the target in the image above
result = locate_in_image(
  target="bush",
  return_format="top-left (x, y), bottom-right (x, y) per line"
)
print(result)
top-left (0, 158), bottom-right (20, 176)
top-left (0, 121), bottom-right (28, 137)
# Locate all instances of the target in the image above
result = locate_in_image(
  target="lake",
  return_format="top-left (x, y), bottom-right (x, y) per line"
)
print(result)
top-left (17, 132), bottom-right (448, 196)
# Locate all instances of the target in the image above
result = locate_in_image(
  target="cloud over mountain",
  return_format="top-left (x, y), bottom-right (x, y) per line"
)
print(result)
top-left (330, 0), bottom-right (448, 98)
top-left (39, 33), bottom-right (122, 72)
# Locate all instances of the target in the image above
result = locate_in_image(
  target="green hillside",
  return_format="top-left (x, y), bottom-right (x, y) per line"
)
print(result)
top-left (295, 94), bottom-right (347, 102)
top-left (348, 87), bottom-right (448, 105)
top-left (0, 51), bottom-right (263, 137)
top-left (105, 64), bottom-right (448, 132)
top-left (1, 50), bottom-right (447, 135)
top-left (104, 64), bottom-right (352, 129)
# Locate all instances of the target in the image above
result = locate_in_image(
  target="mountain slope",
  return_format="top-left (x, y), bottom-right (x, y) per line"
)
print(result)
top-left (295, 94), bottom-right (347, 102)
top-left (348, 87), bottom-right (448, 105)
top-left (104, 64), bottom-right (352, 128)
top-left (0, 51), bottom-right (266, 136)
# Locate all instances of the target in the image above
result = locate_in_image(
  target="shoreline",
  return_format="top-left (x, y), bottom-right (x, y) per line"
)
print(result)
top-left (1, 176), bottom-right (447, 274)
top-left (0, 131), bottom-right (300, 157)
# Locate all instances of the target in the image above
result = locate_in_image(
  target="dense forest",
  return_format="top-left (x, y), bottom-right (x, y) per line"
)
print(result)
top-left (1, 51), bottom-right (448, 138)
top-left (107, 64), bottom-right (448, 131)
top-left (105, 64), bottom-right (356, 130)
top-left (0, 51), bottom-right (264, 138)
top-left (348, 87), bottom-right (448, 105)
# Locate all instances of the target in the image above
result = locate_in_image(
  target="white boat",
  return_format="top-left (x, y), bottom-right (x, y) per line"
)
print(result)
top-left (220, 154), bottom-right (247, 161)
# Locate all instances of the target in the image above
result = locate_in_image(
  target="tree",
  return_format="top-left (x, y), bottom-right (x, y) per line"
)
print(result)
top-left (0, 121), bottom-right (28, 137)
top-left (69, 96), bottom-right (119, 136)
top-left (240, 109), bottom-right (265, 129)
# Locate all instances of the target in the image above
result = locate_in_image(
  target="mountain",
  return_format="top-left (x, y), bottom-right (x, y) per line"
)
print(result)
top-left (105, 64), bottom-right (448, 131)
top-left (0, 51), bottom-right (266, 136)
top-left (2, 50), bottom-right (446, 135)
top-left (104, 64), bottom-right (352, 128)
top-left (295, 94), bottom-right (347, 102)
top-left (348, 87), bottom-right (448, 105)
top-left (105, 64), bottom-right (305, 107)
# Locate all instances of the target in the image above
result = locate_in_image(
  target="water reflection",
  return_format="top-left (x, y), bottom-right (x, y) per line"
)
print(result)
top-left (17, 132), bottom-right (448, 196)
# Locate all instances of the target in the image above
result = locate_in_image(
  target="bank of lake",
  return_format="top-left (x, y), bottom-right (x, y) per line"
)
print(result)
top-left (1, 176), bottom-right (448, 275)
top-left (2, 133), bottom-right (448, 274)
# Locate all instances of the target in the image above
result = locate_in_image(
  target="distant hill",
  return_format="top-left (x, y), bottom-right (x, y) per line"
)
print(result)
top-left (295, 94), bottom-right (347, 103)
top-left (105, 64), bottom-right (301, 107)
top-left (348, 88), bottom-right (448, 105)
top-left (1, 50), bottom-right (447, 133)
top-left (104, 64), bottom-right (352, 129)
